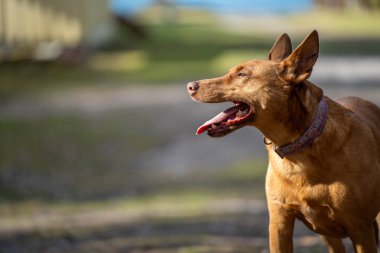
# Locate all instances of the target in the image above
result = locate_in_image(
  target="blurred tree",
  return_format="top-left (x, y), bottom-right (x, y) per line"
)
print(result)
top-left (314, 0), bottom-right (346, 9)
top-left (314, 0), bottom-right (380, 9)
top-left (113, 14), bottom-right (147, 38)
top-left (358, 0), bottom-right (372, 8)
top-left (368, 0), bottom-right (380, 9)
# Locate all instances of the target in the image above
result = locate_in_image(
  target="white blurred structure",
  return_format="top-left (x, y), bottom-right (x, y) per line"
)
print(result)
top-left (0, 0), bottom-right (110, 61)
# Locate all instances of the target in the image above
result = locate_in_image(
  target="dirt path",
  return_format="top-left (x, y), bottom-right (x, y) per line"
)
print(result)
top-left (0, 196), bottom-right (328, 253)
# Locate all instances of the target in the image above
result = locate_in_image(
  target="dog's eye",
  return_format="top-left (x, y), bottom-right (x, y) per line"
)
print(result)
top-left (237, 72), bottom-right (249, 77)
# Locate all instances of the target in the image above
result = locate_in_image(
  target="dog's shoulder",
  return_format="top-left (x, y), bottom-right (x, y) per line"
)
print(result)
top-left (336, 96), bottom-right (380, 137)
top-left (336, 96), bottom-right (380, 120)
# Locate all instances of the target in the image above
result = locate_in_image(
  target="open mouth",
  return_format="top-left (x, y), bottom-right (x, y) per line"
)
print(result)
top-left (196, 102), bottom-right (255, 137)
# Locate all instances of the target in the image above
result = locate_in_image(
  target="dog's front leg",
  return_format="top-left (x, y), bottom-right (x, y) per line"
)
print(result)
top-left (269, 206), bottom-right (295, 253)
top-left (349, 224), bottom-right (378, 253)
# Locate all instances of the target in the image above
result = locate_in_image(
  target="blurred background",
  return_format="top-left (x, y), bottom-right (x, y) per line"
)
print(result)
top-left (0, 0), bottom-right (380, 252)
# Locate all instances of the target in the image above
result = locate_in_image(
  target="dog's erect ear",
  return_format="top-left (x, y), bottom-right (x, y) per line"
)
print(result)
top-left (268, 33), bottom-right (292, 61)
top-left (280, 30), bottom-right (319, 84)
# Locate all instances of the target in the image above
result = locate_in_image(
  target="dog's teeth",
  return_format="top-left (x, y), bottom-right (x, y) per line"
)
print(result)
top-left (236, 110), bottom-right (247, 117)
top-left (211, 124), bottom-right (217, 129)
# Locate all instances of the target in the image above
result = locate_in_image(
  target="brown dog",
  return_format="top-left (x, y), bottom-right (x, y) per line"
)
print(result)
top-left (187, 30), bottom-right (380, 253)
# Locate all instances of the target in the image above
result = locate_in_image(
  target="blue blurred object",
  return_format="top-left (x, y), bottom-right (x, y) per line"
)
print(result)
top-left (110, 0), bottom-right (153, 15)
top-left (110, 0), bottom-right (313, 16)
top-left (174, 0), bottom-right (312, 14)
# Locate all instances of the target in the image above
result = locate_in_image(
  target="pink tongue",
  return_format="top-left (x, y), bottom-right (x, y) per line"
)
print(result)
top-left (196, 104), bottom-right (245, 135)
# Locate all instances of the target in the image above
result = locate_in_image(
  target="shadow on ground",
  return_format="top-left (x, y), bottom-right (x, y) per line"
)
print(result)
top-left (1, 206), bottom-right (329, 253)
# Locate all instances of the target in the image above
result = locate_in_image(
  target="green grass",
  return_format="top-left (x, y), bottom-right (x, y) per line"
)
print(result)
top-left (0, 187), bottom-right (256, 218)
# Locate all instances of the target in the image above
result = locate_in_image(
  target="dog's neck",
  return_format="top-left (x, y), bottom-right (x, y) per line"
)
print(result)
top-left (255, 80), bottom-right (324, 149)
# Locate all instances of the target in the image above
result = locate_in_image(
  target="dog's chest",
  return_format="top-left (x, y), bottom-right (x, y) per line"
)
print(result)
top-left (298, 201), bottom-right (345, 236)
top-left (266, 162), bottom-right (351, 237)
top-left (270, 190), bottom-right (347, 237)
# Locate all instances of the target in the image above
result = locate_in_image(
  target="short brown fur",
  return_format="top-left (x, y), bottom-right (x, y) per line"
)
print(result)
top-left (187, 30), bottom-right (380, 252)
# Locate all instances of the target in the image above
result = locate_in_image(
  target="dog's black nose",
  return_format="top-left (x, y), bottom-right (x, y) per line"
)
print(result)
top-left (187, 81), bottom-right (199, 95)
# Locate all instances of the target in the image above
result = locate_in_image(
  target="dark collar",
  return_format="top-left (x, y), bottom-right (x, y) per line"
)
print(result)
top-left (273, 97), bottom-right (328, 159)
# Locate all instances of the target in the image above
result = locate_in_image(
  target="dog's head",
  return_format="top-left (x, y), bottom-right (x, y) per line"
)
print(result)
top-left (187, 30), bottom-right (320, 137)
